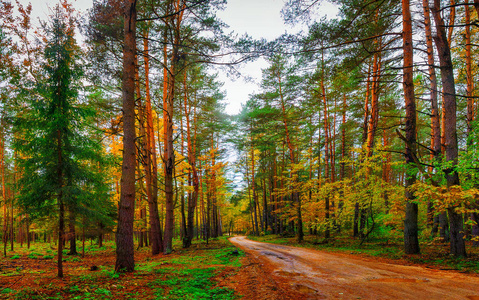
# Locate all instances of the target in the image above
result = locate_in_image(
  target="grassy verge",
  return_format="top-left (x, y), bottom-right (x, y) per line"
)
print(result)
top-left (0, 237), bottom-right (243, 300)
top-left (247, 234), bottom-right (479, 273)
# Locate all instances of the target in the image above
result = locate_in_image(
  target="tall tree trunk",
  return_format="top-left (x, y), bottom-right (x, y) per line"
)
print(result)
top-left (263, 178), bottom-right (269, 233)
top-left (431, 0), bottom-right (466, 257)
top-left (366, 48), bottom-right (381, 157)
top-left (250, 131), bottom-right (259, 236)
top-left (465, 0), bottom-right (474, 137)
top-left (183, 75), bottom-right (198, 248)
top-left (355, 64), bottom-right (372, 238)
top-left (142, 29), bottom-right (163, 255)
top-left (115, 0), bottom-right (137, 272)
top-left (321, 73), bottom-right (331, 239)
top-left (163, 0), bottom-right (185, 255)
top-left (464, 0), bottom-right (478, 246)
top-left (402, 0), bottom-right (420, 254)
top-left (277, 67), bottom-right (303, 242)
top-left (423, 0), bottom-right (442, 232)
top-left (1, 131), bottom-right (7, 257)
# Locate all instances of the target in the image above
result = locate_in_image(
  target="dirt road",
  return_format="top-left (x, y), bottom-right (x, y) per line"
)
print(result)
top-left (228, 236), bottom-right (479, 300)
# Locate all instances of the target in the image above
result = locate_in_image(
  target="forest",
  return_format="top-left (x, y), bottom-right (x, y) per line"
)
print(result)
top-left (1, 0), bottom-right (479, 298)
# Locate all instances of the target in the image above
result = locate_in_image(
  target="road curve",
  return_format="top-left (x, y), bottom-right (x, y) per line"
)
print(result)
top-left (229, 236), bottom-right (479, 300)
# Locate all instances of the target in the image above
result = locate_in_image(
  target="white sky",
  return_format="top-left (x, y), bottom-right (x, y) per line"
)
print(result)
top-left (216, 0), bottom-right (294, 115)
top-left (19, 0), bottom-right (338, 115)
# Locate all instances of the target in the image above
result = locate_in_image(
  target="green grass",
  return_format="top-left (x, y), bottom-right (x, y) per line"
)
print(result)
top-left (149, 267), bottom-right (236, 300)
top-left (1, 288), bottom-right (14, 294)
top-left (140, 237), bottom-right (241, 300)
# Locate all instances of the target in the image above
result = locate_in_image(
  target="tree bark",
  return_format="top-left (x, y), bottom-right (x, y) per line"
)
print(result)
top-left (250, 131), bottom-right (259, 236)
top-left (115, 0), bottom-right (137, 272)
top-left (423, 0), bottom-right (441, 231)
top-left (277, 67), bottom-right (303, 242)
top-left (183, 73), bottom-right (198, 248)
top-left (464, 0), bottom-right (478, 246)
top-left (68, 212), bottom-right (77, 255)
top-left (402, 0), bottom-right (420, 254)
top-left (366, 48), bottom-right (381, 157)
top-left (142, 30), bottom-right (163, 255)
top-left (321, 73), bottom-right (331, 239)
top-left (431, 0), bottom-right (466, 257)
top-left (163, 0), bottom-right (184, 255)
top-left (2, 131), bottom-right (7, 257)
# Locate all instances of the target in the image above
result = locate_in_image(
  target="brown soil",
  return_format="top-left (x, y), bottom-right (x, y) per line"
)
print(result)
top-left (216, 250), bottom-right (305, 299)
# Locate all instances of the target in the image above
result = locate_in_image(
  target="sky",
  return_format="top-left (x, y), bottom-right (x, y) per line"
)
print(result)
top-left (20, 0), bottom-right (338, 115)
top-left (215, 0), bottom-right (298, 115)
top-left (215, 0), bottom-right (338, 115)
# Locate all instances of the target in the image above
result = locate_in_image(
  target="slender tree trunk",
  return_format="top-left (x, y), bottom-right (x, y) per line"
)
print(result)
top-left (355, 63), bottom-right (372, 238)
top-left (277, 68), bottom-right (302, 242)
top-left (423, 0), bottom-right (442, 232)
top-left (163, 0), bottom-right (185, 254)
top-left (141, 30), bottom-right (163, 255)
top-left (463, 0), bottom-right (478, 246)
top-left (250, 131), bottom-right (259, 236)
top-left (366, 49), bottom-right (381, 157)
top-left (431, 0), bottom-right (466, 257)
top-left (10, 181), bottom-right (13, 252)
top-left (115, 0), bottom-right (137, 272)
top-left (163, 43), bottom-right (176, 255)
top-left (26, 216), bottom-right (30, 249)
top-left (402, 0), bottom-right (420, 254)
top-left (82, 217), bottom-right (85, 257)
top-left (321, 72), bottom-right (331, 239)
top-left (184, 77), bottom-right (198, 248)
top-left (263, 178), bottom-right (269, 233)
top-left (68, 212), bottom-right (77, 255)
top-left (58, 200), bottom-right (64, 278)
top-left (2, 132), bottom-right (7, 257)
top-left (465, 1), bottom-right (474, 136)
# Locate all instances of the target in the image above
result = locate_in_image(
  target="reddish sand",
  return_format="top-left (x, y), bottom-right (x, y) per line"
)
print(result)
top-left (227, 236), bottom-right (479, 300)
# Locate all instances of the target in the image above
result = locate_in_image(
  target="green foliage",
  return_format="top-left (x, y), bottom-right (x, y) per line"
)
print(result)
top-left (67, 285), bottom-right (81, 294)
top-left (95, 288), bottom-right (112, 296)
top-left (13, 4), bottom-right (114, 244)
top-left (152, 267), bottom-right (236, 300)
top-left (100, 267), bottom-right (120, 279)
top-left (1, 288), bottom-right (14, 294)
top-left (63, 256), bottom-right (81, 262)
top-left (9, 254), bottom-right (20, 259)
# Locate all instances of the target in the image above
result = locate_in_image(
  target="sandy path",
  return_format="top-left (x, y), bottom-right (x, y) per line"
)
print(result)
top-left (229, 236), bottom-right (479, 300)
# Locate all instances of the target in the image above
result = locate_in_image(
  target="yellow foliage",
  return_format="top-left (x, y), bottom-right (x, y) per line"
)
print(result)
top-left (412, 181), bottom-right (479, 214)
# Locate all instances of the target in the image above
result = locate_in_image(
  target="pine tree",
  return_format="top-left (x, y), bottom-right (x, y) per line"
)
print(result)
top-left (14, 4), bottom-right (111, 278)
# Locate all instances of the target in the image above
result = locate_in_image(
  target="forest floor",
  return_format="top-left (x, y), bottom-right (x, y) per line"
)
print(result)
top-left (0, 237), bottom-right (242, 299)
top-left (2, 235), bottom-right (479, 299)
top-left (230, 236), bottom-right (479, 299)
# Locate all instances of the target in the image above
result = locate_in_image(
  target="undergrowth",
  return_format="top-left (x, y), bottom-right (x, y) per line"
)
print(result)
top-left (0, 237), bottom-right (242, 300)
